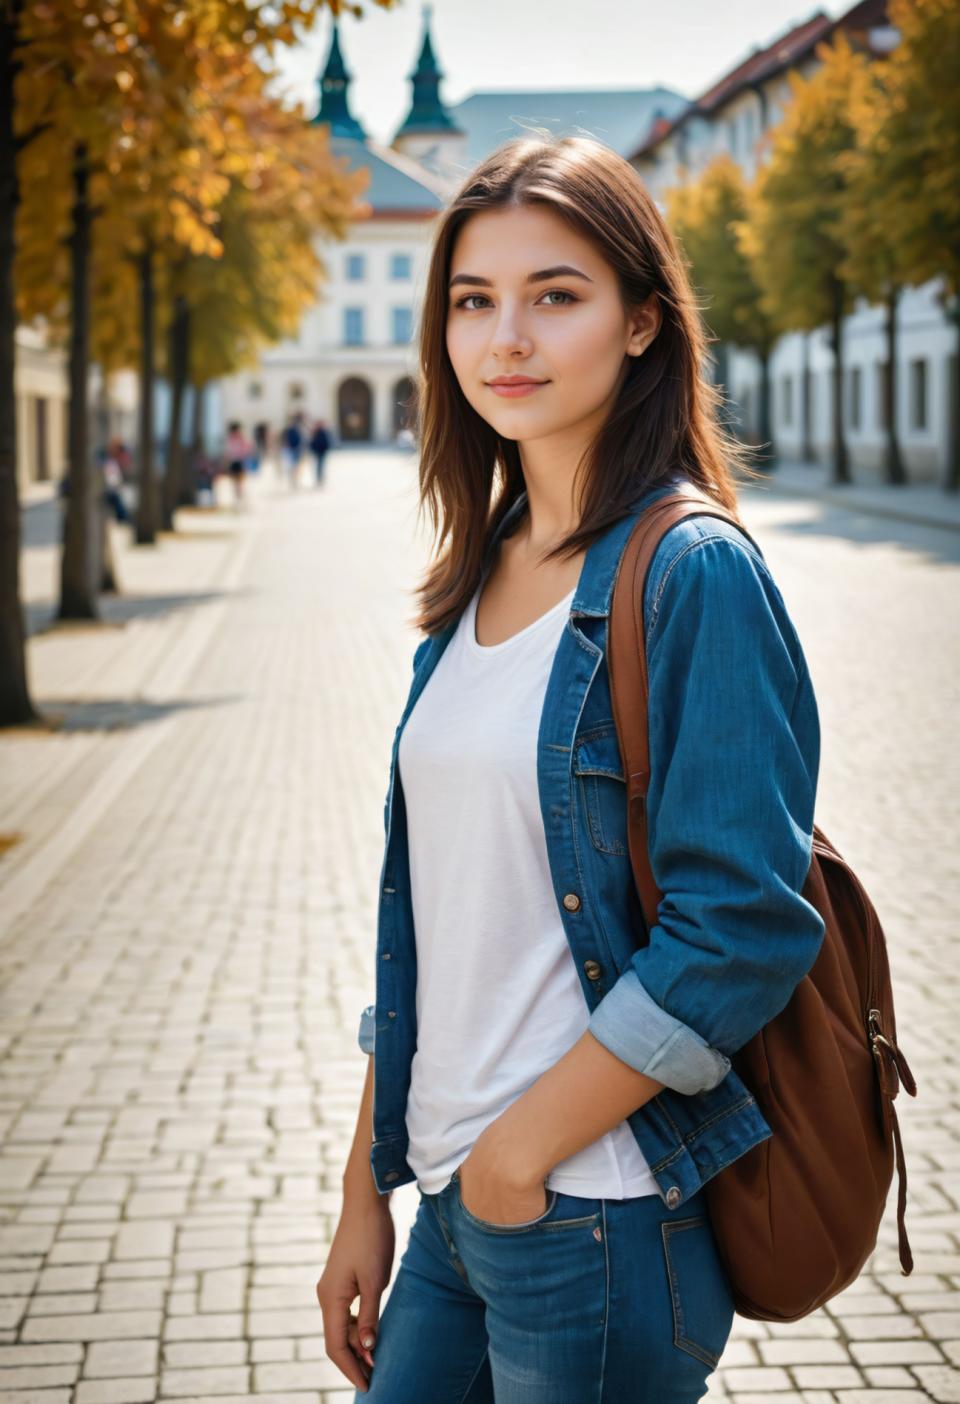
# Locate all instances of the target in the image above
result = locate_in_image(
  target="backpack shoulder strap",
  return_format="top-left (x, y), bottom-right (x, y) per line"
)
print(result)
top-left (608, 490), bottom-right (758, 931)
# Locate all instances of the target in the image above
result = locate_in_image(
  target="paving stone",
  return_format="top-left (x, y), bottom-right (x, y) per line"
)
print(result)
top-left (253, 1362), bottom-right (346, 1391)
top-left (0, 1367), bottom-right (77, 1390)
top-left (849, 1339), bottom-right (945, 1365)
top-left (84, 1339), bottom-right (159, 1378)
top-left (20, 1311), bottom-right (161, 1343)
top-left (74, 1379), bottom-right (157, 1404)
top-left (35, 1266), bottom-right (99, 1294)
top-left (26, 1293), bottom-right (97, 1316)
top-left (160, 1366), bottom-right (250, 1397)
top-left (0, 1390), bottom-right (73, 1404)
top-left (163, 1316), bottom-right (243, 1343)
top-left (162, 1343), bottom-right (247, 1368)
top-left (0, 1347), bottom-right (83, 1367)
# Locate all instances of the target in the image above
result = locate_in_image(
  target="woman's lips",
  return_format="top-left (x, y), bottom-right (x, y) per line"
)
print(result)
top-left (486, 381), bottom-right (549, 398)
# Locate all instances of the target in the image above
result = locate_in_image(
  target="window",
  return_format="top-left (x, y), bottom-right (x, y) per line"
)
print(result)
top-left (849, 366), bottom-right (861, 431)
top-left (876, 362), bottom-right (889, 431)
top-left (390, 252), bottom-right (412, 280)
top-left (248, 381), bottom-right (263, 400)
top-left (910, 358), bottom-right (927, 430)
top-left (289, 382), bottom-right (304, 401)
top-left (391, 306), bottom-right (413, 344)
top-left (346, 253), bottom-right (365, 282)
top-left (781, 375), bottom-right (793, 427)
top-left (344, 307), bottom-right (365, 345)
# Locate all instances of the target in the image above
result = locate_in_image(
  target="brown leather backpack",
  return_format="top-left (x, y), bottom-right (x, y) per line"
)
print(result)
top-left (608, 487), bottom-right (918, 1322)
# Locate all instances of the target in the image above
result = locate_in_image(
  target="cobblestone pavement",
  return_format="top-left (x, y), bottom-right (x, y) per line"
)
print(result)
top-left (1, 450), bottom-right (958, 1404)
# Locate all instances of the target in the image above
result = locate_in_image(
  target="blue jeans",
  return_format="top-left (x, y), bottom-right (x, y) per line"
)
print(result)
top-left (355, 1169), bottom-right (734, 1402)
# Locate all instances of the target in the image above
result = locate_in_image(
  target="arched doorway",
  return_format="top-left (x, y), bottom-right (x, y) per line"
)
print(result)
top-left (337, 377), bottom-right (372, 441)
top-left (392, 376), bottom-right (417, 436)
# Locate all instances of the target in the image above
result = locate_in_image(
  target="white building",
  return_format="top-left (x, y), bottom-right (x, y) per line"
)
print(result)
top-left (629, 0), bottom-right (955, 485)
top-left (218, 9), bottom-right (687, 446)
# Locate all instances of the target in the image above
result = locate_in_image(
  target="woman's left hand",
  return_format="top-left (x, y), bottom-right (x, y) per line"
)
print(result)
top-left (457, 1130), bottom-right (549, 1226)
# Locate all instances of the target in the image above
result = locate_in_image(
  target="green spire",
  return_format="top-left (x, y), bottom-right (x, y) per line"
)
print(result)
top-left (313, 21), bottom-right (366, 141)
top-left (395, 5), bottom-right (462, 138)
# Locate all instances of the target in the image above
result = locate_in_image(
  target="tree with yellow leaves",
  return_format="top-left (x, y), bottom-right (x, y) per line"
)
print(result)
top-left (2, 0), bottom-right (391, 727)
top-left (860, 0), bottom-right (960, 490)
top-left (738, 33), bottom-right (874, 485)
top-left (667, 156), bottom-right (782, 465)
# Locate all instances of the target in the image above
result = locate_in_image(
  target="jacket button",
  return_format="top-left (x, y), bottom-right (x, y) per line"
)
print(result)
top-left (584, 959), bottom-right (602, 981)
top-left (665, 1186), bottom-right (681, 1209)
top-left (562, 892), bottom-right (581, 912)
top-left (384, 1171), bottom-right (399, 1183)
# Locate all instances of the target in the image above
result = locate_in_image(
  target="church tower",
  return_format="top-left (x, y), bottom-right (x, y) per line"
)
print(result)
top-left (391, 6), bottom-right (467, 177)
top-left (313, 20), bottom-right (366, 141)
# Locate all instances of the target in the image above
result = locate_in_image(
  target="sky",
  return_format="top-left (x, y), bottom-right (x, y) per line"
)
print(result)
top-left (274, 0), bottom-right (853, 146)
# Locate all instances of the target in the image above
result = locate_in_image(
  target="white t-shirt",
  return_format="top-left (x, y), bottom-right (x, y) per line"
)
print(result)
top-left (398, 578), bottom-right (661, 1200)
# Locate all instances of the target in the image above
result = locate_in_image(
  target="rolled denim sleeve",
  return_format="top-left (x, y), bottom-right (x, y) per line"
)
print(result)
top-left (587, 532), bottom-right (825, 1094)
top-left (357, 1003), bottom-right (376, 1055)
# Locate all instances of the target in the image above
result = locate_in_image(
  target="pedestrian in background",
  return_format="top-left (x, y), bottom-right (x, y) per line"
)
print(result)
top-left (309, 418), bottom-right (331, 488)
top-left (281, 413), bottom-right (304, 488)
top-left (100, 445), bottom-right (129, 523)
top-left (224, 421), bottom-right (253, 509)
top-left (253, 421), bottom-right (270, 474)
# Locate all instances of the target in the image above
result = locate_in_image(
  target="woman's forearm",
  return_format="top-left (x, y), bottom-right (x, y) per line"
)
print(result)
top-left (481, 1029), bottom-right (665, 1185)
top-left (342, 1054), bottom-right (388, 1207)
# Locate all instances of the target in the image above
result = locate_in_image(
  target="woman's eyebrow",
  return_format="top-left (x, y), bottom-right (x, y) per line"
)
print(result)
top-left (448, 264), bottom-right (594, 290)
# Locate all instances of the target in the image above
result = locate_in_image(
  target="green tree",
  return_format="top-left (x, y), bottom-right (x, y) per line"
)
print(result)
top-left (867, 0), bottom-right (960, 489)
top-left (739, 34), bottom-right (873, 484)
top-left (667, 156), bottom-right (782, 466)
top-left (3, 0), bottom-right (391, 726)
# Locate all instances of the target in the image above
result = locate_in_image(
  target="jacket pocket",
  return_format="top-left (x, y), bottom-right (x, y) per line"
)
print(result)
top-left (661, 1214), bottom-right (735, 1369)
top-left (572, 727), bottom-right (628, 856)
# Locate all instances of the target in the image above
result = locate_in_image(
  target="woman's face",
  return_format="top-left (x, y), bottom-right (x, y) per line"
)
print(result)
top-left (445, 203), bottom-right (654, 446)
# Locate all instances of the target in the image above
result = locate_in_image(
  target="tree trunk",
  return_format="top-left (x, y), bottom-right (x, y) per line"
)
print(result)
top-left (829, 280), bottom-right (850, 484)
top-left (177, 315), bottom-right (197, 506)
top-left (187, 379), bottom-right (206, 502)
top-left (757, 345), bottom-right (774, 468)
top-left (162, 294), bottom-right (189, 526)
top-left (0, 0), bottom-right (38, 725)
top-left (882, 287), bottom-right (906, 486)
top-left (949, 310), bottom-right (960, 493)
top-left (801, 333), bottom-right (813, 463)
top-left (59, 142), bottom-right (97, 619)
top-left (134, 242), bottom-right (158, 544)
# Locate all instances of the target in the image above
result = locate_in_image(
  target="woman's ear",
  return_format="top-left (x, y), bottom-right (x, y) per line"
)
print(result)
top-left (626, 292), bottom-right (662, 357)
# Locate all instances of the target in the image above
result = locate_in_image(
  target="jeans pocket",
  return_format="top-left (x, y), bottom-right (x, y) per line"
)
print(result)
top-left (452, 1171), bottom-right (600, 1236)
top-left (452, 1167), bottom-right (559, 1234)
top-left (660, 1214), bottom-right (735, 1369)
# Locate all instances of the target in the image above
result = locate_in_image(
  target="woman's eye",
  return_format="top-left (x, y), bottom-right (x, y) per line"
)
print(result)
top-left (453, 289), bottom-right (577, 311)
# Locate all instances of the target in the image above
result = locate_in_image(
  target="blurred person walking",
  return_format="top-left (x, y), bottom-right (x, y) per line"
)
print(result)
top-left (309, 418), bottom-right (332, 488)
top-left (224, 421), bottom-right (253, 510)
top-left (281, 413), bottom-right (304, 488)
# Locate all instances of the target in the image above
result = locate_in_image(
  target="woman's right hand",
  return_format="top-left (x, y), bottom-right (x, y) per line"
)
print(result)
top-left (316, 1194), bottom-right (395, 1393)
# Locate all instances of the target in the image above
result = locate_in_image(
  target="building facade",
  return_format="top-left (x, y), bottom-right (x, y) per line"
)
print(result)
top-left (218, 9), bottom-right (687, 448)
top-left (630, 0), bottom-right (955, 484)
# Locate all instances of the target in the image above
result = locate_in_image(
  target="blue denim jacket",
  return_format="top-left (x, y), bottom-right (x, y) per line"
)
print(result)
top-left (357, 479), bottom-right (825, 1210)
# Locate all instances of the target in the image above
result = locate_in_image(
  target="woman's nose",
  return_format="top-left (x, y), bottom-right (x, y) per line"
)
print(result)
top-left (489, 311), bottom-right (532, 357)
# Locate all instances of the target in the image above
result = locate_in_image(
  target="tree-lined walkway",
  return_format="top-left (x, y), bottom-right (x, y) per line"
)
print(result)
top-left (0, 451), bottom-right (958, 1402)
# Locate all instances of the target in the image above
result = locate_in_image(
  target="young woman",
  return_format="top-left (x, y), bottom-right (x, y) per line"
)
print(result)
top-left (316, 134), bottom-right (825, 1402)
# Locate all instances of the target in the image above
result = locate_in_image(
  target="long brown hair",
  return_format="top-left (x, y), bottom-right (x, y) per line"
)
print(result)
top-left (409, 132), bottom-right (762, 636)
